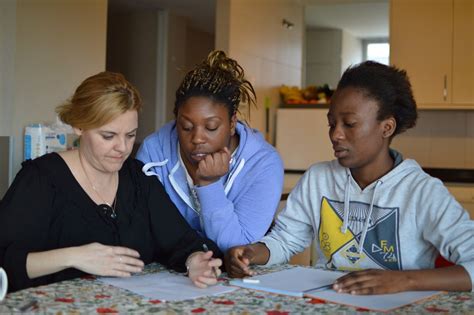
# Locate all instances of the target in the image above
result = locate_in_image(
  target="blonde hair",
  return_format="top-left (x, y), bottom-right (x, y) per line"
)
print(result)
top-left (56, 71), bottom-right (142, 130)
top-left (174, 50), bottom-right (256, 120)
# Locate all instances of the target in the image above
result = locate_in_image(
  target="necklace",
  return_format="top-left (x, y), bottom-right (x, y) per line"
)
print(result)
top-left (78, 151), bottom-right (118, 219)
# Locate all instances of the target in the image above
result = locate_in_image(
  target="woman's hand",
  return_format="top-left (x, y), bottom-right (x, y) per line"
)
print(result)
top-left (187, 251), bottom-right (222, 288)
top-left (70, 242), bottom-right (144, 277)
top-left (195, 147), bottom-right (231, 186)
top-left (333, 269), bottom-right (412, 295)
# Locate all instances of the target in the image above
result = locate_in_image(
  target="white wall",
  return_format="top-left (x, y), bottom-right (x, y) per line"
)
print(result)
top-left (306, 28), bottom-right (342, 89)
top-left (0, 0), bottom-right (16, 138)
top-left (216, 0), bottom-right (304, 138)
top-left (341, 30), bottom-right (362, 75)
top-left (0, 0), bottom-right (107, 177)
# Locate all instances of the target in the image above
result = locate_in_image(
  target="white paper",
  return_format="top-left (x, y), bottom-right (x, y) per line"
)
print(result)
top-left (307, 289), bottom-right (441, 312)
top-left (230, 267), bottom-right (441, 311)
top-left (230, 266), bottom-right (345, 297)
top-left (99, 271), bottom-right (237, 302)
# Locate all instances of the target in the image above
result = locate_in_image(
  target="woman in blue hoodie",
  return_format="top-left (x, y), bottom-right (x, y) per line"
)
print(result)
top-left (137, 51), bottom-right (284, 252)
top-left (225, 61), bottom-right (474, 294)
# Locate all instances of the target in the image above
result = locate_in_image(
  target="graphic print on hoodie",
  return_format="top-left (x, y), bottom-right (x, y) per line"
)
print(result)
top-left (319, 197), bottom-right (402, 271)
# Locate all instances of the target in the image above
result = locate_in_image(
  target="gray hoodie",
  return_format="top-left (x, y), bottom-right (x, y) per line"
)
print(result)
top-left (262, 153), bottom-right (474, 290)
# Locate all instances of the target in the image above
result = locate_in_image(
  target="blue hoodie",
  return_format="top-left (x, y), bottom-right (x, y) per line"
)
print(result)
top-left (137, 121), bottom-right (284, 251)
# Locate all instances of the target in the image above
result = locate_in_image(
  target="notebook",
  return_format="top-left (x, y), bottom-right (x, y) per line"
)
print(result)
top-left (229, 266), bottom-right (441, 312)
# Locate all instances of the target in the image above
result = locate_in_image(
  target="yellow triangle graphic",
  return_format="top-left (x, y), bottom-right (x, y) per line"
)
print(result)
top-left (319, 197), bottom-right (355, 259)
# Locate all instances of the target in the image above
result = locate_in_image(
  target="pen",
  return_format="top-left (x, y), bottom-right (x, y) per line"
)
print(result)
top-left (17, 299), bottom-right (38, 312)
top-left (303, 283), bottom-right (334, 293)
top-left (202, 244), bottom-right (219, 278)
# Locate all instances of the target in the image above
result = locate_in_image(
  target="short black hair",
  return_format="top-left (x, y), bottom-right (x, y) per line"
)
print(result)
top-left (337, 61), bottom-right (418, 136)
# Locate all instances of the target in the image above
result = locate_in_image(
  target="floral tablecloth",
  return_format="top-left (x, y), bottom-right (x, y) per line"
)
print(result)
top-left (1, 263), bottom-right (473, 314)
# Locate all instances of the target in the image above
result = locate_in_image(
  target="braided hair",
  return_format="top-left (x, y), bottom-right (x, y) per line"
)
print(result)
top-left (174, 50), bottom-right (256, 121)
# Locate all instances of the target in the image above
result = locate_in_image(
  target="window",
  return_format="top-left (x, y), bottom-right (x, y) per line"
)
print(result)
top-left (363, 40), bottom-right (389, 65)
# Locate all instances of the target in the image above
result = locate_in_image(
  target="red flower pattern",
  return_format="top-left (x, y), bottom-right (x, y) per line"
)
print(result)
top-left (425, 306), bottom-right (449, 313)
top-left (149, 300), bottom-right (162, 304)
top-left (308, 298), bottom-right (326, 304)
top-left (96, 307), bottom-right (118, 313)
top-left (95, 295), bottom-right (111, 299)
top-left (266, 311), bottom-right (289, 315)
top-left (55, 297), bottom-right (75, 303)
top-left (191, 308), bottom-right (206, 313)
top-left (355, 307), bottom-right (370, 312)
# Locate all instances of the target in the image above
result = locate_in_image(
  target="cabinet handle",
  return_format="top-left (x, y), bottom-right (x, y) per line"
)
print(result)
top-left (443, 75), bottom-right (447, 101)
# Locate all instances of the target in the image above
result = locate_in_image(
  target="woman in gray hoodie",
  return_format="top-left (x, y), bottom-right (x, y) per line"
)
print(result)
top-left (225, 61), bottom-right (474, 294)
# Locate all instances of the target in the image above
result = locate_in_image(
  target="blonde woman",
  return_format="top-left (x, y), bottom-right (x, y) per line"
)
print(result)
top-left (0, 72), bottom-right (222, 292)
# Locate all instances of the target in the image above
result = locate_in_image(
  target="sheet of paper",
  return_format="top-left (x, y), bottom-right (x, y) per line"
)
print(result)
top-left (307, 289), bottom-right (441, 312)
top-left (99, 271), bottom-right (238, 302)
top-left (229, 266), bottom-right (346, 297)
top-left (229, 266), bottom-right (441, 311)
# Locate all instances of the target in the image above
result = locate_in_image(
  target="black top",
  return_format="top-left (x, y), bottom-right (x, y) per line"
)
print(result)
top-left (0, 153), bottom-right (221, 292)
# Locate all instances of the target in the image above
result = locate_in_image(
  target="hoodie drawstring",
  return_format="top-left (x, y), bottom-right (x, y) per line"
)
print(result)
top-left (340, 173), bottom-right (352, 233)
top-left (340, 173), bottom-right (382, 254)
top-left (358, 180), bottom-right (382, 254)
top-left (142, 160), bottom-right (169, 177)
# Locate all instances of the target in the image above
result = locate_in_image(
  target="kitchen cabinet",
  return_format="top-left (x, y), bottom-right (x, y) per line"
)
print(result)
top-left (390, 0), bottom-right (474, 109)
top-left (452, 0), bottom-right (474, 105)
top-left (446, 183), bottom-right (474, 219)
top-left (275, 107), bottom-right (333, 171)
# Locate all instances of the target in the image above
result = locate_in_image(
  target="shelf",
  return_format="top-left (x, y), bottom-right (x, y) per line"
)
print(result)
top-left (279, 103), bottom-right (330, 109)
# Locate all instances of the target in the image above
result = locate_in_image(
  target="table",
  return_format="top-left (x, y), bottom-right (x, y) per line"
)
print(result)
top-left (1, 264), bottom-right (473, 314)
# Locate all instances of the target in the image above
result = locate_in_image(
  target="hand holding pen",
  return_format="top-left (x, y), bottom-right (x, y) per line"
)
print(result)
top-left (202, 244), bottom-right (220, 278)
top-left (185, 244), bottom-right (222, 288)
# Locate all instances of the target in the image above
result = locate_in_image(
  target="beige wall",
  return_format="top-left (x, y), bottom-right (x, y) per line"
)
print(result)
top-left (392, 110), bottom-right (474, 169)
top-left (1, 0), bottom-right (107, 176)
top-left (216, 0), bottom-right (304, 138)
